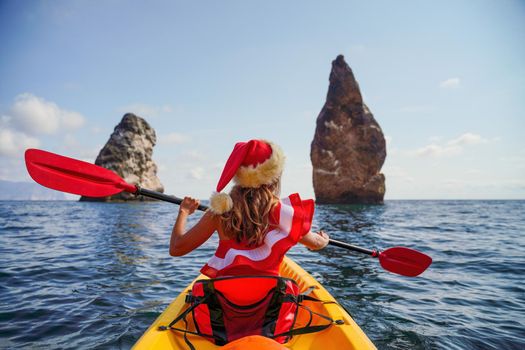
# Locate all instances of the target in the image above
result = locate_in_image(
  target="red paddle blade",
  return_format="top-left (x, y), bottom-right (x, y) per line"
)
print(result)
top-left (378, 247), bottom-right (432, 277)
top-left (24, 149), bottom-right (137, 197)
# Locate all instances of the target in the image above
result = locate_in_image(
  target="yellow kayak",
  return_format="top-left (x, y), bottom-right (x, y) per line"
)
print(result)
top-left (133, 256), bottom-right (376, 349)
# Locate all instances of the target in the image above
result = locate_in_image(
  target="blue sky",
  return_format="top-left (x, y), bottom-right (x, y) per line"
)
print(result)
top-left (1, 0), bottom-right (524, 199)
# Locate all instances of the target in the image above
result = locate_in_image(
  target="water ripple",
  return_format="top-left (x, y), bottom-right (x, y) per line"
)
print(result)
top-left (0, 200), bottom-right (524, 349)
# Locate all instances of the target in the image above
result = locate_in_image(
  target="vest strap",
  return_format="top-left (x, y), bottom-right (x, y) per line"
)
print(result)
top-left (202, 280), bottom-right (228, 346)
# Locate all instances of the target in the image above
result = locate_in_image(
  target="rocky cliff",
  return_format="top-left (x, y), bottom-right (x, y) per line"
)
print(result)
top-left (80, 113), bottom-right (164, 201)
top-left (311, 55), bottom-right (386, 204)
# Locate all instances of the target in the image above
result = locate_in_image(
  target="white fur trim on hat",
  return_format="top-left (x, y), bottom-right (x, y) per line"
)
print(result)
top-left (234, 141), bottom-right (285, 188)
top-left (209, 191), bottom-right (233, 214)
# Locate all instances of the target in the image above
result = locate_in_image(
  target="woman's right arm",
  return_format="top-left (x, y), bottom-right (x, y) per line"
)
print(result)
top-left (169, 197), bottom-right (218, 256)
top-left (299, 230), bottom-right (329, 251)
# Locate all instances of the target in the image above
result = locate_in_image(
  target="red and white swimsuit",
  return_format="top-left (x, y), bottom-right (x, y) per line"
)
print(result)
top-left (201, 193), bottom-right (314, 278)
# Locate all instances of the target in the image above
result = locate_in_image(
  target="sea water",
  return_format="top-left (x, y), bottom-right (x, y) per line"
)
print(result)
top-left (0, 200), bottom-right (524, 349)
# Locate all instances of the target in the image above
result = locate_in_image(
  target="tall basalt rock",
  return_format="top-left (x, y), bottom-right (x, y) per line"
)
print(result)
top-left (311, 55), bottom-right (386, 204)
top-left (80, 113), bottom-right (164, 201)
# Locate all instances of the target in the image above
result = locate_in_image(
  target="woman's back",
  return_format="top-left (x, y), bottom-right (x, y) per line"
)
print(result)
top-left (202, 193), bottom-right (314, 278)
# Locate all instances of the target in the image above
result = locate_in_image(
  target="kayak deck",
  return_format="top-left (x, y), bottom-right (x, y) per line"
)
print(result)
top-left (133, 256), bottom-right (376, 349)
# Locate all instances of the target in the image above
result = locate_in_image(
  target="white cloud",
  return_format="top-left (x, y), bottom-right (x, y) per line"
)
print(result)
top-left (159, 132), bottom-right (191, 145)
top-left (414, 144), bottom-right (461, 157)
top-left (10, 94), bottom-right (60, 134)
top-left (413, 133), bottom-right (489, 158)
top-left (0, 128), bottom-right (40, 157)
top-left (9, 93), bottom-right (85, 135)
top-left (447, 132), bottom-right (488, 146)
top-left (0, 93), bottom-right (88, 159)
top-left (439, 78), bottom-right (461, 88)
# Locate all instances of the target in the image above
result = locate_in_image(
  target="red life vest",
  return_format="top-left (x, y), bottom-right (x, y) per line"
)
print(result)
top-left (201, 193), bottom-right (315, 278)
top-left (160, 275), bottom-right (336, 347)
top-left (191, 276), bottom-right (299, 344)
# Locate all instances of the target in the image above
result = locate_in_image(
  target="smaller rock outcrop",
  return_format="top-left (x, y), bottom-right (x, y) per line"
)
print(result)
top-left (311, 55), bottom-right (386, 204)
top-left (80, 113), bottom-right (164, 201)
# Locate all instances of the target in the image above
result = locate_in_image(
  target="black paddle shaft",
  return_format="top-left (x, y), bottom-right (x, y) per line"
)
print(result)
top-left (136, 187), bottom-right (209, 212)
top-left (328, 239), bottom-right (376, 256)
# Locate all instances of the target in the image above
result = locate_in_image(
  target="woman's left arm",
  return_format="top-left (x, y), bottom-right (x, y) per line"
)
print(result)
top-left (169, 197), bottom-right (217, 256)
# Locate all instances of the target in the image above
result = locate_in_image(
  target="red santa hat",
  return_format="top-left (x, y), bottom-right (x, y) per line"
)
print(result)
top-left (209, 140), bottom-right (285, 214)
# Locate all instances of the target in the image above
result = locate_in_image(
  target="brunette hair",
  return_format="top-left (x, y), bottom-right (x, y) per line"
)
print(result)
top-left (219, 180), bottom-right (281, 246)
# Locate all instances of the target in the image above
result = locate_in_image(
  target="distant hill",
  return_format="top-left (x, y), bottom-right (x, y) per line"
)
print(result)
top-left (0, 180), bottom-right (68, 200)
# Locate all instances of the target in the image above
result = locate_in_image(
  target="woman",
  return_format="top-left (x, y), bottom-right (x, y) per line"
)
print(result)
top-left (169, 139), bottom-right (329, 278)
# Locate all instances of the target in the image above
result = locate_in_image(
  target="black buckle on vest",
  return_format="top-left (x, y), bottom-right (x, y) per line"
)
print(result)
top-left (185, 294), bottom-right (206, 305)
top-left (185, 294), bottom-right (194, 303)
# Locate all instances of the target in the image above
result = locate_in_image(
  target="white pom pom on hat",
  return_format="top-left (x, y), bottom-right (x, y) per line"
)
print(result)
top-left (209, 192), bottom-right (234, 214)
top-left (208, 140), bottom-right (285, 215)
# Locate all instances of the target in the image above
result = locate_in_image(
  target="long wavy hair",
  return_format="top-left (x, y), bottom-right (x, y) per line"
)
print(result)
top-left (219, 180), bottom-right (281, 246)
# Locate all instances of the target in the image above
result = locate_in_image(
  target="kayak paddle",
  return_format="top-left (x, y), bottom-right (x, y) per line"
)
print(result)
top-left (328, 239), bottom-right (432, 277)
top-left (24, 148), bottom-right (432, 277)
top-left (24, 148), bottom-right (208, 211)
